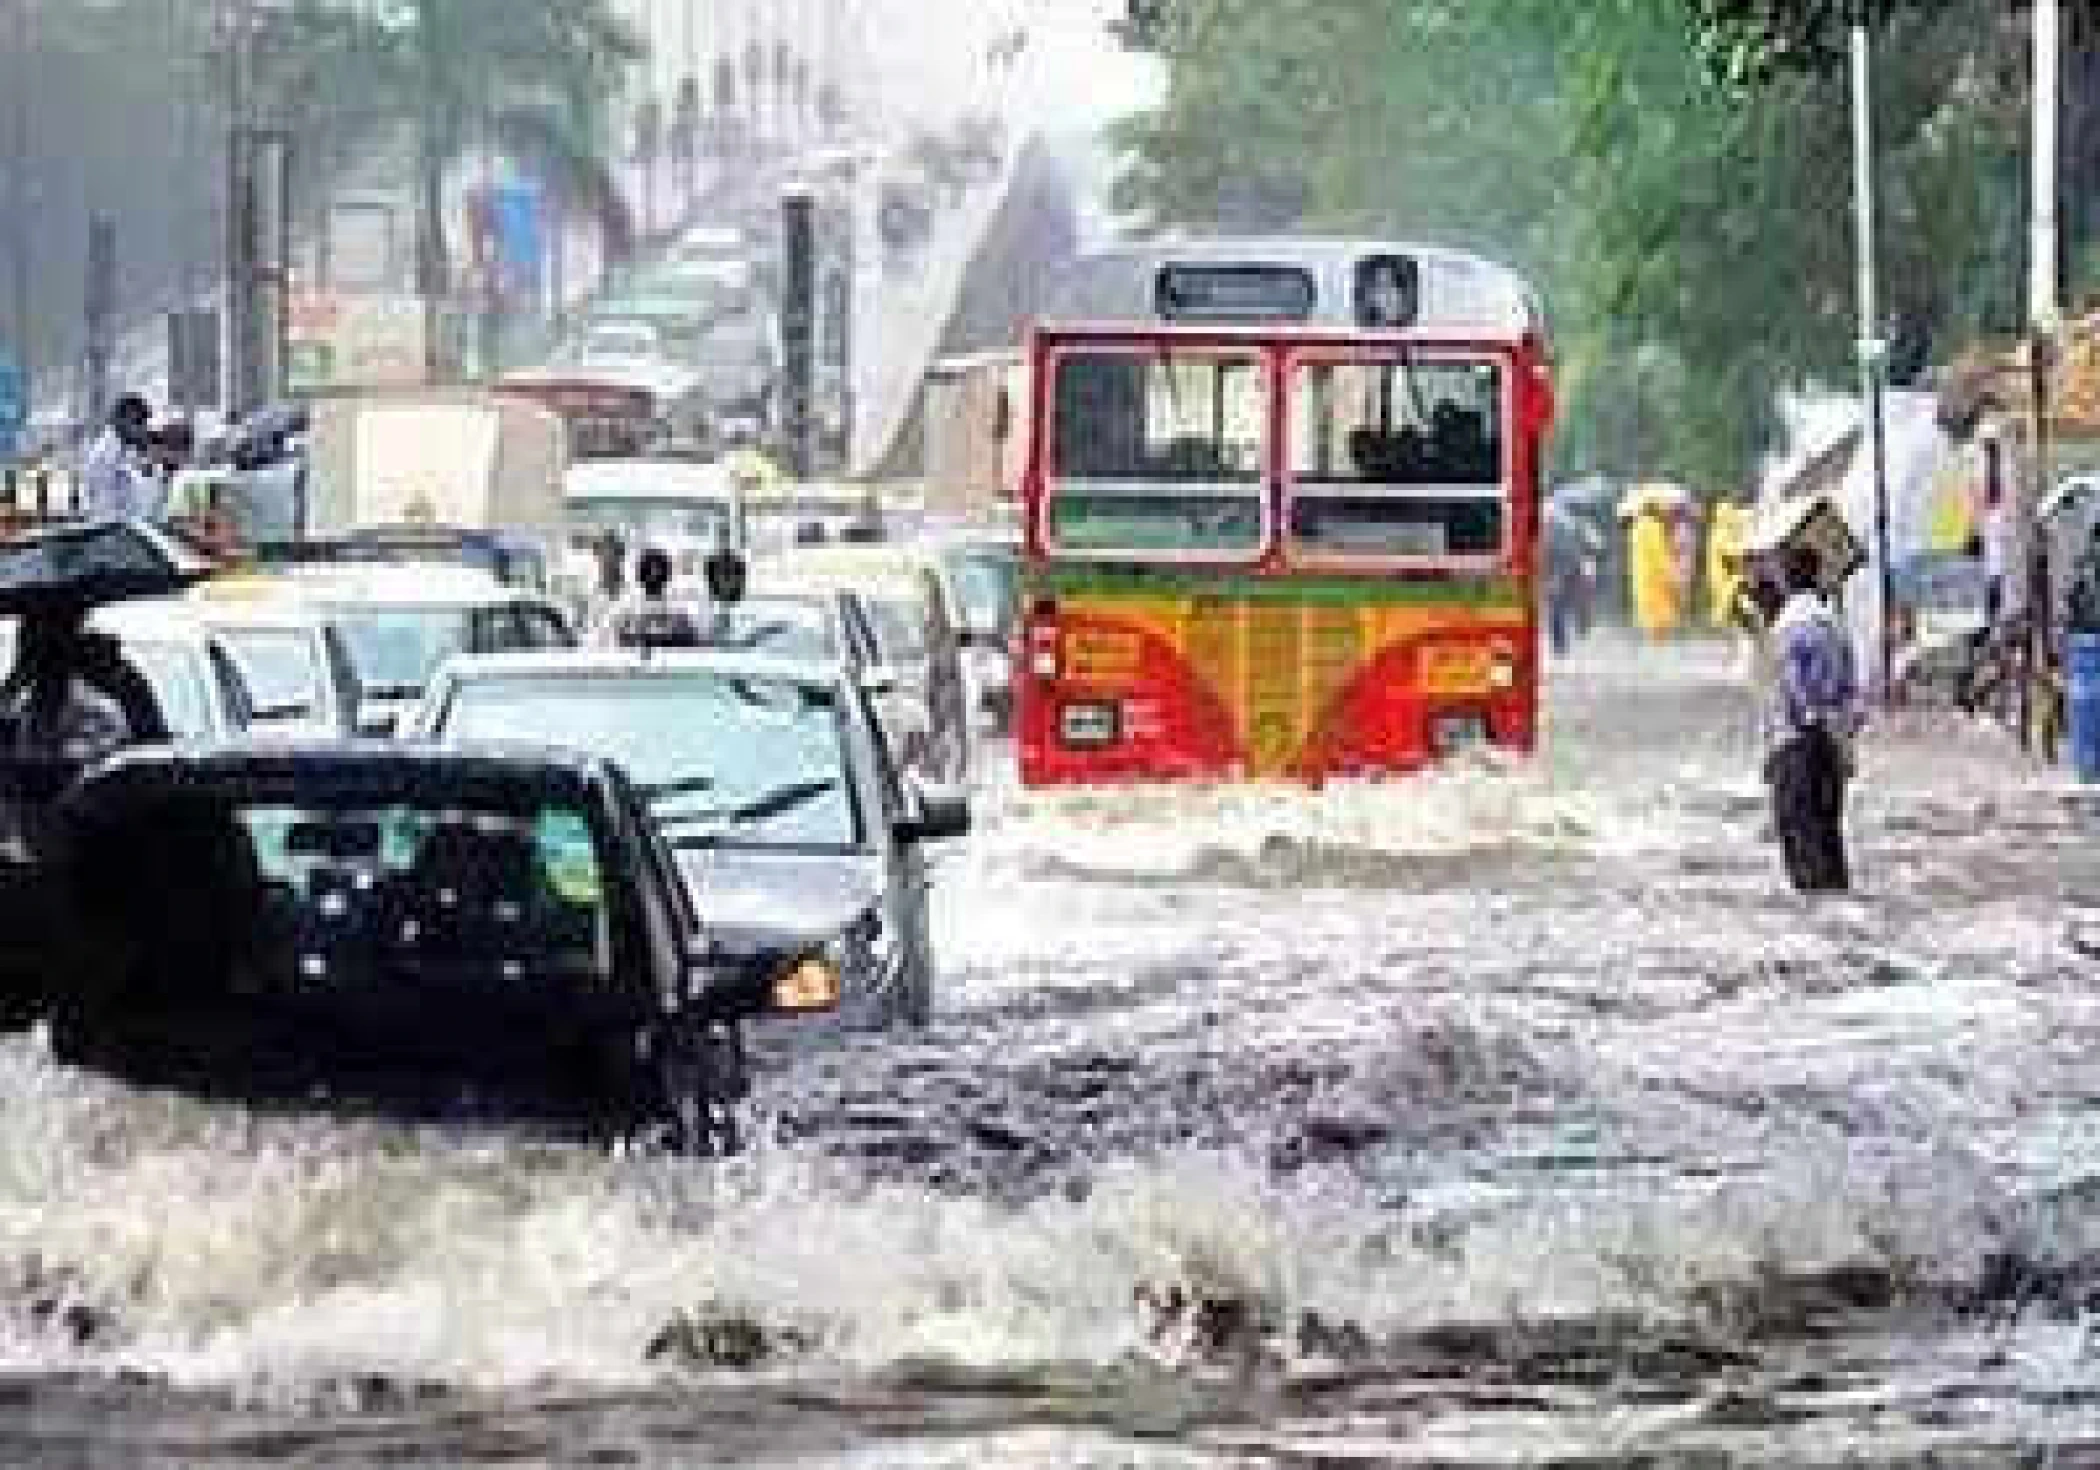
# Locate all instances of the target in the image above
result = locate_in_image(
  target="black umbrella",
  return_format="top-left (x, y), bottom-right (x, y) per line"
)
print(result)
top-left (0, 519), bottom-right (216, 617)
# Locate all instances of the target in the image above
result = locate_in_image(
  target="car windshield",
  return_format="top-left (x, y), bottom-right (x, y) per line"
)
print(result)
top-left (695, 597), bottom-right (839, 661)
top-left (438, 674), bottom-right (861, 852)
top-left (862, 595), bottom-right (928, 664)
top-left (1048, 351), bottom-right (1267, 555)
top-left (219, 628), bottom-right (324, 720)
top-left (942, 549), bottom-right (1017, 637)
top-left (328, 608), bottom-right (473, 696)
top-left (569, 495), bottom-right (735, 547)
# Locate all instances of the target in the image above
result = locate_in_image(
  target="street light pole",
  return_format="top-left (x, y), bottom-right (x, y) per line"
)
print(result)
top-left (1850, 13), bottom-right (1896, 703)
top-left (2026, 0), bottom-right (2062, 753)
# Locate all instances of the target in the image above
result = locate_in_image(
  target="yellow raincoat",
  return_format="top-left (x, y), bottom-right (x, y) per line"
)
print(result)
top-left (1705, 502), bottom-right (1750, 627)
top-left (1630, 509), bottom-right (1683, 637)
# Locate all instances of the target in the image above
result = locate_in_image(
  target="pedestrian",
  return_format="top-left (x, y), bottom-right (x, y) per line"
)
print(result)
top-left (1764, 542), bottom-right (1861, 893)
top-left (600, 545), bottom-right (700, 648)
top-left (1629, 503), bottom-right (1683, 640)
top-left (80, 395), bottom-right (162, 522)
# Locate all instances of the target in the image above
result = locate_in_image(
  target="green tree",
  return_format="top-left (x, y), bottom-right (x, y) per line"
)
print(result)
top-left (1115, 0), bottom-right (2033, 489)
top-left (273, 0), bottom-right (643, 291)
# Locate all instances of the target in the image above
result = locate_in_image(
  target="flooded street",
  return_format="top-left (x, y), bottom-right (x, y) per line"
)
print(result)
top-left (3, 637), bottom-right (2098, 1466)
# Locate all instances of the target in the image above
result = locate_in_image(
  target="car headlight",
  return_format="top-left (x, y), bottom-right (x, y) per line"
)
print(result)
top-left (769, 951), bottom-right (842, 1014)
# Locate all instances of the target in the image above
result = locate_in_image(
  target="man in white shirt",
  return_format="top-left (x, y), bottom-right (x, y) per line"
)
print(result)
top-left (80, 395), bottom-right (161, 522)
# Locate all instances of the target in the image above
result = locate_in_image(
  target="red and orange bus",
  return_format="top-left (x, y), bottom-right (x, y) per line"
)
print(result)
top-left (1015, 240), bottom-right (1553, 785)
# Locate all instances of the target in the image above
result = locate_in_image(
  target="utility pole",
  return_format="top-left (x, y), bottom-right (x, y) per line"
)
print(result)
top-left (415, 0), bottom-right (447, 383)
top-left (1849, 10), bottom-right (1895, 702)
top-left (2026, 0), bottom-right (2062, 752)
top-left (6, 0), bottom-right (32, 418)
top-left (224, 0), bottom-right (259, 416)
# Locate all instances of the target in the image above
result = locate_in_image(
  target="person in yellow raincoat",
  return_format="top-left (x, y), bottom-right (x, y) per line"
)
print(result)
top-left (1706, 500), bottom-right (1751, 627)
top-left (1629, 504), bottom-right (1683, 637)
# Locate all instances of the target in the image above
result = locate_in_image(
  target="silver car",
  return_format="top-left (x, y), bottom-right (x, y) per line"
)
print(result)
top-left (409, 650), bottom-right (967, 1028)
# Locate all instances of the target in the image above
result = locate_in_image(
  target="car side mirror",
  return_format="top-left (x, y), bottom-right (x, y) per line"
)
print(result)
top-left (896, 784), bottom-right (970, 844)
top-left (356, 708), bottom-right (400, 738)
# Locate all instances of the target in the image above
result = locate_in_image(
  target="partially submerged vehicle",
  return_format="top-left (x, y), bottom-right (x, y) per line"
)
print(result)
top-left (755, 545), bottom-right (974, 786)
top-left (411, 651), bottom-right (968, 1027)
top-left (38, 742), bottom-right (838, 1146)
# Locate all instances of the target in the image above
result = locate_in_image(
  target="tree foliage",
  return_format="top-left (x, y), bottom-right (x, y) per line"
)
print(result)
top-left (0, 0), bottom-right (641, 391)
top-left (1113, 0), bottom-right (2043, 489)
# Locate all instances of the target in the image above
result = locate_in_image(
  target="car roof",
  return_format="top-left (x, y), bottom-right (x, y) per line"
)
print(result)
top-left (433, 647), bottom-right (847, 687)
top-left (86, 600), bottom-right (223, 645)
top-left (566, 460), bottom-right (738, 499)
top-left (69, 739), bottom-right (619, 811)
top-left (272, 564), bottom-right (541, 607)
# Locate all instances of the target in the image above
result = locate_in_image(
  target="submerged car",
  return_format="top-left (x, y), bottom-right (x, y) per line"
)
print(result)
top-left (247, 565), bottom-right (576, 735)
top-left (410, 650), bottom-right (968, 1027)
top-left (190, 602), bottom-right (363, 737)
top-left (753, 548), bottom-right (973, 788)
top-left (40, 743), bottom-right (838, 1149)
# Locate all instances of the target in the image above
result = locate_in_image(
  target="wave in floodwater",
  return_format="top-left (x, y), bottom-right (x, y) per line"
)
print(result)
top-left (2, 635), bottom-right (2098, 1460)
top-left (0, 1022), bottom-right (2082, 1402)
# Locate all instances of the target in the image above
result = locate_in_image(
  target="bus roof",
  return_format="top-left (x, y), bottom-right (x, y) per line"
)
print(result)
top-left (1041, 237), bottom-right (1543, 339)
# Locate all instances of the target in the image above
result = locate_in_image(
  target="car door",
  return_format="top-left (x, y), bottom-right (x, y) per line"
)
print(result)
top-left (917, 568), bottom-right (971, 783)
top-left (847, 679), bottom-right (931, 974)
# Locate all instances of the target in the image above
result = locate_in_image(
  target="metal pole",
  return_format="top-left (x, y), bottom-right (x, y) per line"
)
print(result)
top-left (7, 0), bottom-right (32, 415)
top-left (2027, 0), bottom-right (2063, 755)
top-left (224, 0), bottom-right (257, 416)
top-left (1850, 18), bottom-right (1896, 703)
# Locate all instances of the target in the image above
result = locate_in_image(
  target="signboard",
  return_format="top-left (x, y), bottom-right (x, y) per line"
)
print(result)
top-left (1155, 264), bottom-right (1316, 323)
top-left (288, 291), bottom-right (427, 392)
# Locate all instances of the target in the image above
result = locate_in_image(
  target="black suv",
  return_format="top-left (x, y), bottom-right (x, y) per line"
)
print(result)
top-left (32, 742), bottom-right (836, 1151)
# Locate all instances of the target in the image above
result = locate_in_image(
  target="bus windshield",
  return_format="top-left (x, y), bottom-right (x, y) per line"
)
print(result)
top-left (1288, 357), bottom-right (1507, 559)
top-left (1047, 350), bottom-right (1267, 555)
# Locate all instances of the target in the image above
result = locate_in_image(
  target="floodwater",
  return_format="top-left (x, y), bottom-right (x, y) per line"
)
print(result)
top-left (3, 635), bottom-right (2099, 1467)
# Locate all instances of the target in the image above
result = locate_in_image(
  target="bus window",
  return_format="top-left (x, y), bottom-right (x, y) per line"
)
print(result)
top-left (1287, 359), bottom-right (1506, 559)
top-left (1047, 352), bottom-right (1267, 556)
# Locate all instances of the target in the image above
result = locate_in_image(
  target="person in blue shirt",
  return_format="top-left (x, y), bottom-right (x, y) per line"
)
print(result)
top-left (1765, 542), bottom-right (1862, 892)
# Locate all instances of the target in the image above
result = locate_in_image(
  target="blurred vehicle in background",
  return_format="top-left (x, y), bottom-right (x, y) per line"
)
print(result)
top-left (924, 528), bottom-right (1021, 735)
top-left (561, 458), bottom-right (750, 604)
top-left (754, 545), bottom-right (972, 786)
top-left (227, 564), bottom-right (575, 737)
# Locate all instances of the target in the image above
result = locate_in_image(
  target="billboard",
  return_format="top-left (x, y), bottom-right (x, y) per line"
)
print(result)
top-left (288, 291), bottom-right (428, 392)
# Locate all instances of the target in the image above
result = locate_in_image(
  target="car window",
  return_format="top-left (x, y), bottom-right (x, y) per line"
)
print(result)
top-left (330, 608), bottom-right (473, 696)
top-left (234, 800), bottom-right (611, 985)
top-left (438, 673), bottom-right (863, 853)
top-left (515, 605), bottom-right (574, 651)
top-left (696, 597), bottom-right (839, 661)
top-left (866, 595), bottom-right (929, 665)
top-left (121, 641), bottom-right (217, 739)
top-left (221, 628), bottom-right (324, 720)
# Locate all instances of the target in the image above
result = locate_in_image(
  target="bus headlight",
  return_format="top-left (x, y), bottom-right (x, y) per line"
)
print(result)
top-left (1488, 648), bottom-right (1518, 690)
top-left (769, 952), bottom-right (842, 1014)
top-left (1430, 713), bottom-right (1491, 753)
top-left (1059, 700), bottom-right (1122, 748)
